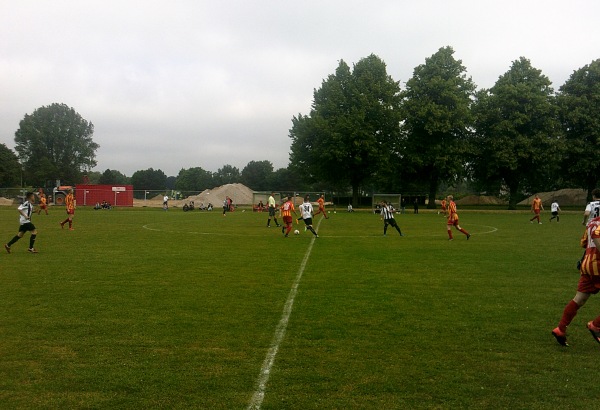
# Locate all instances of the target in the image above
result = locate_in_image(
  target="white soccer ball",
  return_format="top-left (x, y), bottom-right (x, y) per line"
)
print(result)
top-left (294, 229), bottom-right (300, 235)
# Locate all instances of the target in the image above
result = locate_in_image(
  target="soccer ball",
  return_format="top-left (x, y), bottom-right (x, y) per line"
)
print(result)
top-left (294, 229), bottom-right (300, 235)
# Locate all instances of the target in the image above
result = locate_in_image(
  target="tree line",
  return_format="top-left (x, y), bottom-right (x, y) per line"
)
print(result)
top-left (2, 46), bottom-right (599, 209)
top-left (290, 47), bottom-right (600, 209)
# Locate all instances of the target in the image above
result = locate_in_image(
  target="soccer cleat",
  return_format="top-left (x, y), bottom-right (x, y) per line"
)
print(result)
top-left (587, 321), bottom-right (600, 344)
top-left (4, 244), bottom-right (10, 254)
top-left (28, 248), bottom-right (38, 254)
top-left (69, 228), bottom-right (74, 231)
top-left (467, 233), bottom-right (471, 240)
top-left (552, 327), bottom-right (569, 347)
top-left (60, 222), bottom-right (64, 229)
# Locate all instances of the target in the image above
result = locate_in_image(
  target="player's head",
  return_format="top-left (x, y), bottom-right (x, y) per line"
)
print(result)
top-left (26, 192), bottom-right (35, 202)
top-left (447, 195), bottom-right (453, 201)
top-left (593, 188), bottom-right (600, 199)
top-left (304, 195), bottom-right (310, 202)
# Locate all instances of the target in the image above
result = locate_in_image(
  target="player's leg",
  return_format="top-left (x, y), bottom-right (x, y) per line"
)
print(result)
top-left (28, 227), bottom-right (38, 251)
top-left (446, 223), bottom-right (453, 240)
top-left (383, 220), bottom-right (389, 235)
top-left (391, 219), bottom-right (403, 236)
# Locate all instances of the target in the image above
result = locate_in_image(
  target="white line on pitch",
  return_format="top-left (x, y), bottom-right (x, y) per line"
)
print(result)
top-left (247, 218), bottom-right (324, 410)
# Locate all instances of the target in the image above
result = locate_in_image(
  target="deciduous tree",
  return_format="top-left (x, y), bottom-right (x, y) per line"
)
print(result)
top-left (14, 103), bottom-right (98, 186)
top-left (401, 46), bottom-right (476, 208)
top-left (557, 58), bottom-right (600, 201)
top-left (289, 54), bottom-right (401, 206)
top-left (472, 57), bottom-right (560, 209)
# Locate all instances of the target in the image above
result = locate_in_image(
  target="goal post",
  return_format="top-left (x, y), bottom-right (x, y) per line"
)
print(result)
top-left (372, 193), bottom-right (402, 214)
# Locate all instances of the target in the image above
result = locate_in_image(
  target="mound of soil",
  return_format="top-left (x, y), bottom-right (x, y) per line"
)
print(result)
top-left (518, 189), bottom-right (588, 207)
top-left (174, 183), bottom-right (254, 207)
top-left (0, 197), bottom-right (14, 206)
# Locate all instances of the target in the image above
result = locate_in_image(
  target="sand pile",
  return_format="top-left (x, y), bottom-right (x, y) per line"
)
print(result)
top-left (519, 188), bottom-right (588, 207)
top-left (176, 183), bottom-right (254, 207)
top-left (0, 197), bottom-right (14, 206)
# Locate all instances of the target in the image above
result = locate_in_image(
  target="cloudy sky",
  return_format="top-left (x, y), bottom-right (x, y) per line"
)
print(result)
top-left (1, 1), bottom-right (599, 177)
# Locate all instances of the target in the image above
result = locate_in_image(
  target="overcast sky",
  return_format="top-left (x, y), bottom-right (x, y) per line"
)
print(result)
top-left (1, 1), bottom-right (599, 177)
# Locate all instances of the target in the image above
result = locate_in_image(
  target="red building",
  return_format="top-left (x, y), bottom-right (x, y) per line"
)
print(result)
top-left (75, 184), bottom-right (134, 207)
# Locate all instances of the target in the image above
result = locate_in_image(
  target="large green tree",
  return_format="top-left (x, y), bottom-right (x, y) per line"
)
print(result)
top-left (213, 164), bottom-right (240, 186)
top-left (472, 57), bottom-right (560, 209)
top-left (14, 103), bottom-right (98, 186)
top-left (401, 46), bottom-right (476, 207)
top-left (289, 54), bottom-right (402, 206)
top-left (130, 168), bottom-right (167, 198)
top-left (98, 169), bottom-right (129, 185)
top-left (175, 167), bottom-right (214, 192)
top-left (0, 143), bottom-right (21, 187)
top-left (557, 58), bottom-right (600, 201)
top-left (241, 160), bottom-right (273, 191)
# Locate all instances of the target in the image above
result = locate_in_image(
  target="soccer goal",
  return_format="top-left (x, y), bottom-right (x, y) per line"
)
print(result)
top-left (372, 193), bottom-right (403, 214)
top-left (251, 191), bottom-right (282, 212)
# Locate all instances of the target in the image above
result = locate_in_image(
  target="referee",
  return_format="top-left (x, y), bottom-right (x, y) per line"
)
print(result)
top-left (380, 200), bottom-right (404, 237)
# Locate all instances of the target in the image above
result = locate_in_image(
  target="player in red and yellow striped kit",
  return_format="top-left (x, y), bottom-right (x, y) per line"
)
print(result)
top-left (446, 195), bottom-right (470, 240)
top-left (60, 188), bottom-right (76, 230)
top-left (552, 216), bottom-right (600, 346)
top-left (280, 195), bottom-right (297, 237)
top-left (313, 194), bottom-right (329, 219)
top-left (529, 195), bottom-right (544, 224)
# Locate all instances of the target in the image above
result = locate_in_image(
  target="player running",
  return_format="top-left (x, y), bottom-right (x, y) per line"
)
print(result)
top-left (4, 192), bottom-right (39, 254)
top-left (299, 195), bottom-right (318, 238)
top-left (552, 215), bottom-right (600, 346)
top-left (446, 195), bottom-right (470, 240)
top-left (313, 194), bottom-right (329, 219)
top-left (280, 195), bottom-right (297, 237)
top-left (37, 192), bottom-right (48, 215)
top-left (60, 188), bottom-right (76, 230)
top-left (529, 194), bottom-right (544, 224)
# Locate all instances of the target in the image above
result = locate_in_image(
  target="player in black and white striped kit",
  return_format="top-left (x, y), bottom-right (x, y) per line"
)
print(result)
top-left (380, 200), bottom-right (404, 237)
top-left (4, 192), bottom-right (39, 254)
top-left (583, 188), bottom-right (600, 226)
top-left (299, 195), bottom-right (318, 238)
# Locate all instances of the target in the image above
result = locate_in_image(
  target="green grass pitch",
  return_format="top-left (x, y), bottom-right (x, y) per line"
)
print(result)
top-left (0, 206), bottom-right (597, 409)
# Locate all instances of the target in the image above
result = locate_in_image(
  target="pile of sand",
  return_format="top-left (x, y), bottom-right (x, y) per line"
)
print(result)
top-left (518, 188), bottom-right (588, 207)
top-left (174, 183), bottom-right (254, 207)
top-left (0, 197), bottom-right (14, 206)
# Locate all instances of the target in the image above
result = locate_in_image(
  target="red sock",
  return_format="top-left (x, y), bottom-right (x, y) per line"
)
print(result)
top-left (559, 300), bottom-right (580, 332)
top-left (592, 316), bottom-right (600, 329)
top-left (286, 225), bottom-right (292, 235)
top-left (459, 228), bottom-right (469, 236)
top-left (447, 229), bottom-right (453, 239)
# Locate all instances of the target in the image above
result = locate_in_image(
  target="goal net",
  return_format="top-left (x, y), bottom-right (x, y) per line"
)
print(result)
top-left (372, 193), bottom-right (402, 214)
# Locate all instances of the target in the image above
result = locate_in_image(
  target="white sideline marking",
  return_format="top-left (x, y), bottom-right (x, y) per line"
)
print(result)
top-left (247, 218), bottom-right (323, 410)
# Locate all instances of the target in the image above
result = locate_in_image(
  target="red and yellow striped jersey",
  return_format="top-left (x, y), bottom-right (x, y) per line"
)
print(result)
top-left (281, 201), bottom-right (295, 217)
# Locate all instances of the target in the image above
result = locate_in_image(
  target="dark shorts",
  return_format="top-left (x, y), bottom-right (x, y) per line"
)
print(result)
top-left (384, 218), bottom-right (398, 227)
top-left (19, 222), bottom-right (36, 232)
top-left (578, 274), bottom-right (600, 294)
top-left (552, 211), bottom-right (558, 216)
top-left (303, 217), bottom-right (313, 226)
top-left (66, 209), bottom-right (75, 215)
top-left (269, 207), bottom-right (276, 217)
top-left (283, 215), bottom-right (293, 225)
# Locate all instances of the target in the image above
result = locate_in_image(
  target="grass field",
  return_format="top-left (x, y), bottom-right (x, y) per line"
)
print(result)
top-left (0, 205), bottom-right (597, 409)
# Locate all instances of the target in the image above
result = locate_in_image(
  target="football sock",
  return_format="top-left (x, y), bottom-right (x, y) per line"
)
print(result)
top-left (593, 316), bottom-right (600, 329)
top-left (309, 226), bottom-right (317, 236)
top-left (286, 225), bottom-right (292, 235)
top-left (459, 228), bottom-right (469, 236)
top-left (69, 220), bottom-right (73, 228)
top-left (7, 235), bottom-right (20, 246)
top-left (29, 234), bottom-right (36, 249)
top-left (384, 224), bottom-right (388, 235)
top-left (558, 300), bottom-right (581, 332)
top-left (447, 229), bottom-right (453, 239)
